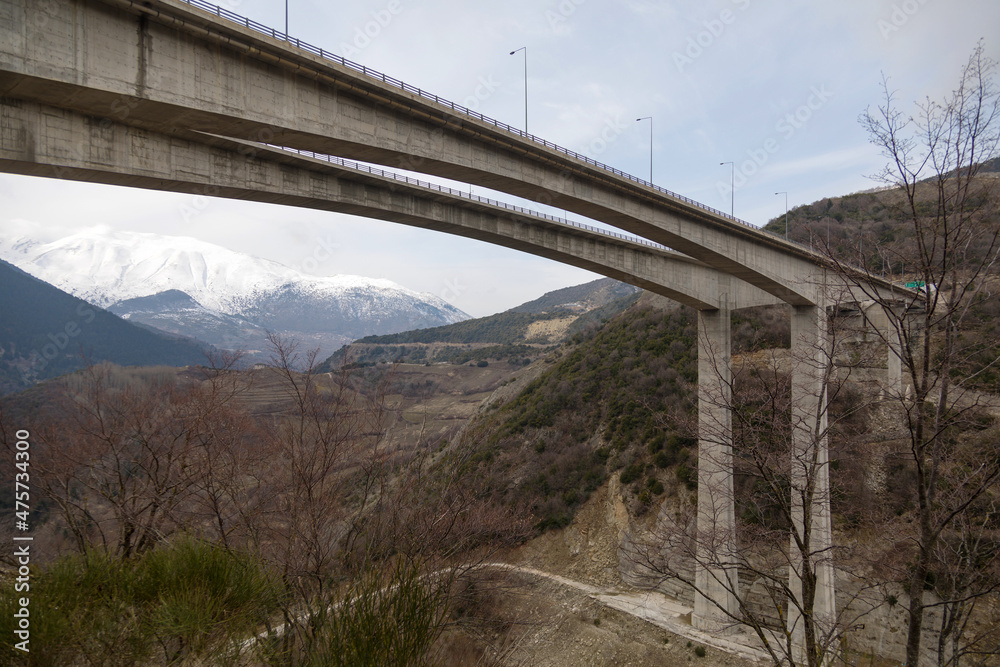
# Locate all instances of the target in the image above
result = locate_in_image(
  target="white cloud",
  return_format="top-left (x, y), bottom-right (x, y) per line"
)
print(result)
top-left (763, 145), bottom-right (880, 182)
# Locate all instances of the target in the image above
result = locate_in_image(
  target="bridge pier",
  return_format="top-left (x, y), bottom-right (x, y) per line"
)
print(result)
top-left (693, 306), bottom-right (739, 632)
top-left (789, 304), bottom-right (836, 662)
top-left (877, 305), bottom-right (905, 398)
top-left (693, 304), bottom-right (839, 657)
top-left (883, 303), bottom-right (920, 400)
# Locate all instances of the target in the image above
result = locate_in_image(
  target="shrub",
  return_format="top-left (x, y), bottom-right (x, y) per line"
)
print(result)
top-left (620, 462), bottom-right (643, 485)
top-left (290, 562), bottom-right (449, 667)
top-left (1, 539), bottom-right (285, 667)
top-left (653, 450), bottom-right (673, 468)
top-left (676, 462), bottom-right (696, 490)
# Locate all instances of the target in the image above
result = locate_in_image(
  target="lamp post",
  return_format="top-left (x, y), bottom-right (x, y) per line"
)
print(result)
top-left (509, 47), bottom-right (527, 134)
top-left (636, 117), bottom-right (652, 183)
top-left (285, 0), bottom-right (288, 37)
top-left (720, 161), bottom-right (734, 217)
top-left (775, 191), bottom-right (788, 239)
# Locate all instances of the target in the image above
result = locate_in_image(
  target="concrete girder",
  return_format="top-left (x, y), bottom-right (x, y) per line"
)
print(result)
top-left (0, 98), bottom-right (783, 312)
top-left (0, 0), bottom-right (907, 308)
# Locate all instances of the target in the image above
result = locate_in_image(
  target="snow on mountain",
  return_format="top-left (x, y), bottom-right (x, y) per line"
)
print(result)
top-left (0, 225), bottom-right (470, 361)
top-left (0, 226), bottom-right (465, 320)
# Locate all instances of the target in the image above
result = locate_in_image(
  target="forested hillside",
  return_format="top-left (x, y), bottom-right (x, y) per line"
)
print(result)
top-left (323, 278), bottom-right (642, 369)
top-left (0, 259), bottom-right (210, 394)
top-left (452, 301), bottom-right (699, 530)
top-left (763, 157), bottom-right (1000, 273)
top-left (762, 163), bottom-right (1000, 391)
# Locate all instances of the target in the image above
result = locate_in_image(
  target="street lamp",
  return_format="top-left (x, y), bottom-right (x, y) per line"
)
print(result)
top-left (509, 47), bottom-right (527, 134)
top-left (775, 191), bottom-right (788, 240)
top-left (720, 161), bottom-right (734, 217)
top-left (636, 117), bottom-right (652, 183)
top-left (285, 0), bottom-right (289, 37)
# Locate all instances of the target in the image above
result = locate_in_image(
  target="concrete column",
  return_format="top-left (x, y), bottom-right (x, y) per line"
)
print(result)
top-left (789, 305), bottom-right (836, 662)
top-left (693, 306), bottom-right (739, 631)
top-left (868, 302), bottom-right (904, 399)
top-left (885, 307), bottom-right (904, 398)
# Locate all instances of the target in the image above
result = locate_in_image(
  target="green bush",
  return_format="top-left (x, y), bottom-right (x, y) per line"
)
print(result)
top-left (620, 462), bottom-right (643, 485)
top-left (280, 563), bottom-right (448, 667)
top-left (458, 305), bottom-right (699, 532)
top-left (676, 462), bottom-right (697, 490)
top-left (0, 539), bottom-right (285, 666)
top-left (653, 450), bottom-right (672, 468)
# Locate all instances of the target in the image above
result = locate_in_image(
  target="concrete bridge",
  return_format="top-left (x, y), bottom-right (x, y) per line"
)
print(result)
top-left (0, 0), bottom-right (912, 653)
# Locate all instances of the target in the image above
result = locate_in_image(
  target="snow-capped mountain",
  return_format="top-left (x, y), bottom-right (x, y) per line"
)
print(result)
top-left (0, 226), bottom-right (470, 362)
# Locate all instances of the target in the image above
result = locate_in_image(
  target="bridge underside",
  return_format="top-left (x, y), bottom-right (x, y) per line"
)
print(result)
top-left (0, 0), bottom-right (904, 309)
top-left (0, 98), bottom-right (784, 312)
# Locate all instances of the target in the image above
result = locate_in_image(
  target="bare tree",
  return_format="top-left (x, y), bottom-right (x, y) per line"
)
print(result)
top-left (929, 497), bottom-right (1000, 666)
top-left (183, 352), bottom-right (276, 552)
top-left (251, 336), bottom-right (535, 664)
top-left (32, 362), bottom-right (242, 558)
top-left (842, 42), bottom-right (1000, 666)
top-left (259, 334), bottom-right (392, 597)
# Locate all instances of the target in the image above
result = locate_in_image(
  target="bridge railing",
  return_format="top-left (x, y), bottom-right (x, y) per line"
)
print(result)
top-left (272, 145), bottom-right (673, 252)
top-left (174, 0), bottom-right (776, 237)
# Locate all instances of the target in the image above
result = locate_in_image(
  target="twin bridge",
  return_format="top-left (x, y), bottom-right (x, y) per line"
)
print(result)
top-left (0, 0), bottom-right (912, 652)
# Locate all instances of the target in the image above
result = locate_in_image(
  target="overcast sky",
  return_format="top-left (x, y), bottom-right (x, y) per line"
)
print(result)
top-left (1, 0), bottom-right (997, 317)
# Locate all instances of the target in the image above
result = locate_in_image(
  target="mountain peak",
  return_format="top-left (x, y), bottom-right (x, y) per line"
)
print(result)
top-left (0, 226), bottom-right (470, 363)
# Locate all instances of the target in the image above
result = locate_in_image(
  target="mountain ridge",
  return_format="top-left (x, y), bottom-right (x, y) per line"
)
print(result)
top-left (0, 226), bottom-right (471, 361)
top-left (0, 259), bottom-right (211, 394)
top-left (321, 278), bottom-right (642, 369)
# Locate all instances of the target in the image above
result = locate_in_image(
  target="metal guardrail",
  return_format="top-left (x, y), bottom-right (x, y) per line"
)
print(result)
top-left (174, 0), bottom-right (769, 235)
top-left (274, 146), bottom-right (672, 252)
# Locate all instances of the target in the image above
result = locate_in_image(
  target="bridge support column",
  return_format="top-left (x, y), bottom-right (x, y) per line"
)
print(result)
top-left (884, 307), bottom-right (905, 399)
top-left (866, 302), bottom-right (905, 400)
top-left (789, 305), bottom-right (836, 663)
top-left (886, 303), bottom-right (922, 401)
top-left (693, 306), bottom-right (739, 632)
